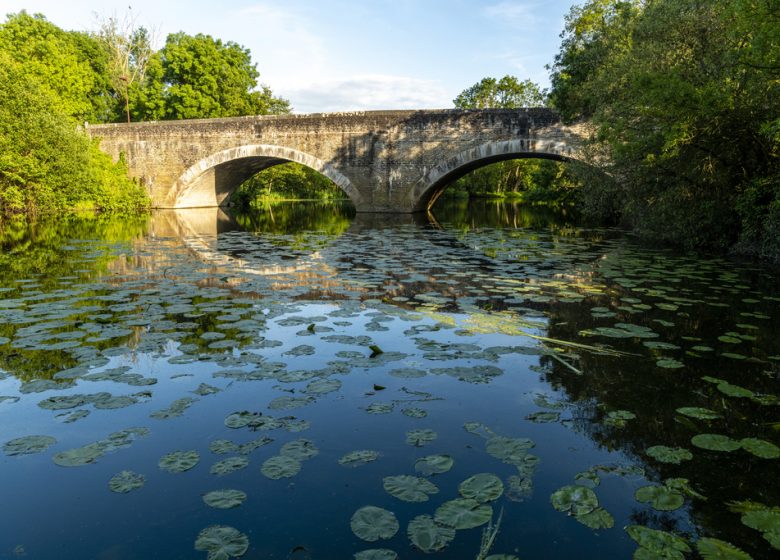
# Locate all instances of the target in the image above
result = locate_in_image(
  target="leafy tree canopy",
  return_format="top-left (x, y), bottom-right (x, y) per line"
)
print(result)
top-left (0, 51), bottom-right (146, 216)
top-left (134, 32), bottom-right (290, 120)
top-left (0, 11), bottom-right (115, 122)
top-left (548, 0), bottom-right (780, 258)
top-left (453, 75), bottom-right (547, 109)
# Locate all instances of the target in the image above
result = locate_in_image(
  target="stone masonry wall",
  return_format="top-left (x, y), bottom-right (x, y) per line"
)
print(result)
top-left (88, 109), bottom-right (585, 212)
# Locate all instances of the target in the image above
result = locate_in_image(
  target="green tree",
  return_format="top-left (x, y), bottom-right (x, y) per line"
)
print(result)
top-left (0, 50), bottom-right (147, 217)
top-left (0, 11), bottom-right (115, 122)
top-left (453, 75), bottom-right (547, 109)
top-left (548, 0), bottom-right (641, 122)
top-left (134, 32), bottom-right (290, 120)
top-left (549, 0), bottom-right (780, 257)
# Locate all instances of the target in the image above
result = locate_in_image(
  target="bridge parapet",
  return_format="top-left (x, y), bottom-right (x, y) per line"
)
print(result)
top-left (88, 109), bottom-right (587, 213)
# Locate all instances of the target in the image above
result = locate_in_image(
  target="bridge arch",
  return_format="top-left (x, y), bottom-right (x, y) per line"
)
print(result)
top-left (410, 139), bottom-right (579, 212)
top-left (171, 144), bottom-right (361, 208)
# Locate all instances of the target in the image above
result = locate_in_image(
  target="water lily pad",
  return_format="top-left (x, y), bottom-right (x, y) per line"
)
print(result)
top-left (664, 478), bottom-right (705, 499)
top-left (696, 537), bottom-right (752, 559)
top-left (350, 506), bottom-right (399, 542)
top-left (210, 456), bottom-right (250, 476)
top-left (268, 396), bottom-right (313, 410)
top-left (576, 507), bottom-right (615, 530)
top-left (261, 455), bottom-right (301, 479)
top-left (626, 525), bottom-right (691, 559)
top-left (407, 515), bottom-right (455, 553)
top-left (238, 436), bottom-right (273, 454)
top-left (741, 509), bottom-right (780, 533)
top-left (203, 489), bottom-right (247, 509)
top-left (458, 473), bottom-right (504, 502)
top-left (739, 438), bottom-right (780, 459)
top-left (434, 498), bottom-right (492, 530)
top-left (3, 435), bottom-right (57, 456)
top-left (635, 485), bottom-right (685, 511)
top-left (284, 344), bottom-right (315, 356)
top-left (108, 470), bottom-right (145, 493)
top-left (717, 382), bottom-right (754, 398)
top-left (586, 323), bottom-right (658, 339)
top-left (718, 335), bottom-right (742, 344)
top-left (646, 446), bottom-right (693, 464)
top-left (339, 450), bottom-right (380, 467)
top-left (57, 410), bottom-right (89, 424)
top-left (209, 440), bottom-right (239, 455)
top-left (414, 454), bottom-right (453, 475)
top-left (224, 411), bottom-right (261, 429)
top-left (304, 378), bottom-right (342, 395)
top-left (193, 383), bottom-right (221, 396)
top-left (389, 367), bottom-right (426, 379)
top-left (383, 475), bottom-right (439, 502)
top-left (150, 397), bottom-right (196, 419)
top-left (194, 525), bottom-right (249, 560)
top-left (656, 358), bottom-right (684, 369)
top-left (159, 450), bottom-right (200, 473)
top-left (354, 550), bottom-right (398, 560)
top-left (406, 429), bottom-right (437, 446)
top-left (486, 436), bottom-right (535, 465)
top-left (691, 434), bottom-right (741, 452)
top-left (603, 410), bottom-right (636, 428)
top-left (401, 407), bottom-right (427, 418)
top-left (365, 403), bottom-right (394, 414)
top-left (550, 485), bottom-right (598, 516)
top-left (676, 407), bottom-right (720, 420)
top-left (280, 439), bottom-right (319, 461)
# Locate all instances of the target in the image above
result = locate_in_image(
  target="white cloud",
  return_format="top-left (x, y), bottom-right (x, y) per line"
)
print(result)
top-left (281, 74), bottom-right (451, 114)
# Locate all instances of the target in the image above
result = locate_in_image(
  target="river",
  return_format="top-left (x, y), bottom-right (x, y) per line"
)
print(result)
top-left (0, 200), bottom-right (778, 559)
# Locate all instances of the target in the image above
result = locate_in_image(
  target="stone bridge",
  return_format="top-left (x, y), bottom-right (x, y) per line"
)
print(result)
top-left (89, 109), bottom-right (587, 213)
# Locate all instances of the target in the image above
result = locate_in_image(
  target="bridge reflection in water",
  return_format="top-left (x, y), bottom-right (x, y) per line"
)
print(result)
top-left (131, 205), bottom-right (598, 314)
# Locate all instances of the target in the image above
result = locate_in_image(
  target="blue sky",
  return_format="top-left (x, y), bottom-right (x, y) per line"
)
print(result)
top-left (1, 0), bottom-right (576, 113)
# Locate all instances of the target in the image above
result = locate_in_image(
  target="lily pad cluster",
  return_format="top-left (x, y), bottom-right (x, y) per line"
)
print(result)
top-left (692, 434), bottom-right (780, 458)
top-left (626, 525), bottom-right (690, 559)
top-left (260, 438), bottom-right (318, 480)
top-left (54, 427), bottom-right (149, 467)
top-left (550, 485), bottom-right (614, 530)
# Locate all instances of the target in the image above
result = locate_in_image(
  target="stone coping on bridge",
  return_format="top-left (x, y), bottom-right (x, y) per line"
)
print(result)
top-left (85, 108), bottom-right (563, 129)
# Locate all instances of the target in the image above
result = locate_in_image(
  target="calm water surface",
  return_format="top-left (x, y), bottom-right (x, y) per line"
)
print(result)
top-left (0, 201), bottom-right (778, 560)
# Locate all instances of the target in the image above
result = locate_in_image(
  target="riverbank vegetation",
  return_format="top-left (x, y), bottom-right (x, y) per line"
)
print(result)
top-left (0, 11), bottom-right (291, 220)
top-left (0, 14), bottom-right (147, 218)
top-left (231, 164), bottom-right (346, 210)
top-left (549, 0), bottom-right (780, 260)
